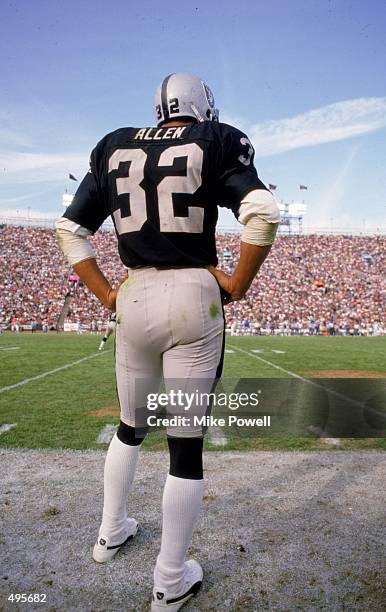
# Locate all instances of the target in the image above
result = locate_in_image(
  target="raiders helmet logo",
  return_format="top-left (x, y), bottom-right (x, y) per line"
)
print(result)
top-left (156, 592), bottom-right (164, 600)
top-left (99, 538), bottom-right (106, 546)
top-left (203, 82), bottom-right (215, 108)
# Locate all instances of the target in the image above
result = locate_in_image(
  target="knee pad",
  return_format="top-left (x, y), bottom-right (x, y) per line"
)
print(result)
top-left (117, 420), bottom-right (147, 446)
top-left (167, 436), bottom-right (203, 480)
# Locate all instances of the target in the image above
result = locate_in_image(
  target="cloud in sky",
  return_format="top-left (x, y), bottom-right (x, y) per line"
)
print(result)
top-left (0, 151), bottom-right (88, 184)
top-left (0, 128), bottom-right (34, 149)
top-left (0, 191), bottom-right (48, 206)
top-left (227, 97), bottom-right (386, 157)
top-left (1, 97), bottom-right (386, 188)
top-left (306, 145), bottom-right (360, 229)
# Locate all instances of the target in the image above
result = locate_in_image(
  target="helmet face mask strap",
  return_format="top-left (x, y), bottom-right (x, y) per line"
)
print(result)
top-left (190, 103), bottom-right (205, 123)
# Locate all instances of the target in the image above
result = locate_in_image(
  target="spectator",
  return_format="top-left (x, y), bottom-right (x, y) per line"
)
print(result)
top-left (0, 227), bottom-right (384, 335)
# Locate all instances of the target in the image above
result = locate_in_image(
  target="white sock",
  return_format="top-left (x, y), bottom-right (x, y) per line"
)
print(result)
top-left (99, 433), bottom-right (140, 542)
top-left (154, 474), bottom-right (204, 593)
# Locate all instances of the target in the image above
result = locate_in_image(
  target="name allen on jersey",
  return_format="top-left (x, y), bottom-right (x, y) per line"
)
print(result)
top-left (134, 126), bottom-right (187, 140)
top-left (63, 121), bottom-right (268, 269)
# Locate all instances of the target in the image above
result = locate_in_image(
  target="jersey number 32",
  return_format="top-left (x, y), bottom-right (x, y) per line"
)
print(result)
top-left (109, 143), bottom-right (204, 234)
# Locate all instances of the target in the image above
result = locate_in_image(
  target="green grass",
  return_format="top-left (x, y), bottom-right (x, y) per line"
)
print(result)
top-left (224, 335), bottom-right (386, 375)
top-left (0, 333), bottom-right (385, 451)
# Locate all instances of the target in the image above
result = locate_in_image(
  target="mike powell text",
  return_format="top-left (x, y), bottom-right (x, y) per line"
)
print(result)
top-left (147, 415), bottom-right (271, 428)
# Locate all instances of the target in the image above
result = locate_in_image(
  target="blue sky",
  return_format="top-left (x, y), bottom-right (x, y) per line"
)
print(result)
top-left (1, 0), bottom-right (385, 231)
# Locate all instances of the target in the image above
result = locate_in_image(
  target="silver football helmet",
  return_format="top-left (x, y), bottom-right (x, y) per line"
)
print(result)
top-left (154, 73), bottom-right (219, 126)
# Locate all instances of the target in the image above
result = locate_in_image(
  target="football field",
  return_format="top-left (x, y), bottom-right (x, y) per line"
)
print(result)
top-left (0, 333), bottom-right (384, 451)
top-left (1, 334), bottom-right (385, 611)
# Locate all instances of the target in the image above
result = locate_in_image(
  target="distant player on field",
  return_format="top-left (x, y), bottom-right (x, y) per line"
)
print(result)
top-left (56, 72), bottom-right (279, 610)
top-left (98, 312), bottom-right (117, 350)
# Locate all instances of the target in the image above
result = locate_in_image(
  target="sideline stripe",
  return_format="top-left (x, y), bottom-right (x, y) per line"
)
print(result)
top-left (228, 344), bottom-right (370, 410)
top-left (0, 350), bottom-right (113, 394)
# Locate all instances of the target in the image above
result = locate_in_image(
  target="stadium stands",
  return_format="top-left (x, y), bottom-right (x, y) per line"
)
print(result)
top-left (0, 226), bottom-right (384, 336)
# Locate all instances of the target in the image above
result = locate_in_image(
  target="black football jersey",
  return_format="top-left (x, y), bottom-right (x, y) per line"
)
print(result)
top-left (63, 121), bottom-right (268, 267)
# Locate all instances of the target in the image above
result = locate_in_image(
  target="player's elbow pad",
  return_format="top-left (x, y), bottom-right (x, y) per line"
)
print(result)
top-left (55, 217), bottom-right (95, 266)
top-left (238, 189), bottom-right (280, 246)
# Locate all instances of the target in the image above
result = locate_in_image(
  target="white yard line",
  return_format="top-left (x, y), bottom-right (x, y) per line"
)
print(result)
top-left (228, 344), bottom-right (370, 410)
top-left (0, 423), bottom-right (17, 435)
top-left (0, 347), bottom-right (20, 351)
top-left (96, 424), bottom-right (117, 444)
top-left (207, 425), bottom-right (228, 446)
top-left (0, 350), bottom-right (113, 394)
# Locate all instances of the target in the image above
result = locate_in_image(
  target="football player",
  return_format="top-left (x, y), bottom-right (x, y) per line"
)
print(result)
top-left (56, 72), bottom-right (280, 610)
top-left (98, 312), bottom-right (117, 351)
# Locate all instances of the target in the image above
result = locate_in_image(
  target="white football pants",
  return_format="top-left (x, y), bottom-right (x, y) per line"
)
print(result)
top-left (115, 267), bottom-right (224, 438)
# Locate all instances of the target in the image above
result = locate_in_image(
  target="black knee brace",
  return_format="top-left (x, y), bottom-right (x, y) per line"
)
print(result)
top-left (117, 420), bottom-right (148, 446)
top-left (167, 436), bottom-right (203, 480)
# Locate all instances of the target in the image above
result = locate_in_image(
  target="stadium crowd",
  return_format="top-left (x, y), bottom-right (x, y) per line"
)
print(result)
top-left (0, 225), bottom-right (384, 336)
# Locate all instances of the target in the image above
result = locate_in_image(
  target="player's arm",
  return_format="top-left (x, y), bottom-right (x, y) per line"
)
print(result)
top-left (210, 242), bottom-right (272, 301)
top-left (56, 218), bottom-right (118, 311)
top-left (56, 145), bottom-right (118, 310)
top-left (75, 258), bottom-right (119, 310)
top-left (209, 190), bottom-right (279, 301)
top-left (212, 127), bottom-right (280, 301)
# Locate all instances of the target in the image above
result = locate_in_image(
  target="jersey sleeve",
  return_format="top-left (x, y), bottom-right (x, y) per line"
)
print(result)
top-left (217, 125), bottom-right (268, 216)
top-left (63, 142), bottom-right (109, 234)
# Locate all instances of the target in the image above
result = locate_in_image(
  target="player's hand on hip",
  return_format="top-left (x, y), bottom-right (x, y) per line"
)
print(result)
top-left (105, 286), bottom-right (118, 311)
top-left (106, 274), bottom-right (129, 311)
top-left (207, 266), bottom-right (243, 304)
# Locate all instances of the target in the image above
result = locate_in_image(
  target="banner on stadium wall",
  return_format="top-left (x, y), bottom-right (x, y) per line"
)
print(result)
top-left (64, 323), bottom-right (80, 332)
